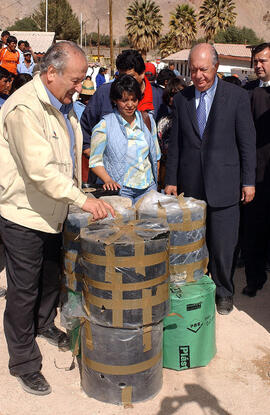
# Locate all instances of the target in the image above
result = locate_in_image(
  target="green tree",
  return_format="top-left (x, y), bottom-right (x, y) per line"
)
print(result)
top-left (126, 0), bottom-right (163, 59)
top-left (159, 32), bottom-right (178, 58)
top-left (214, 26), bottom-right (264, 44)
top-left (8, 17), bottom-right (39, 31)
top-left (199, 0), bottom-right (237, 42)
top-left (169, 4), bottom-right (197, 49)
top-left (31, 0), bottom-right (80, 41)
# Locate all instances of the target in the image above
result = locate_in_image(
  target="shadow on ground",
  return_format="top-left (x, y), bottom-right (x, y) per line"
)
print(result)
top-left (156, 384), bottom-right (232, 415)
top-left (233, 267), bottom-right (270, 332)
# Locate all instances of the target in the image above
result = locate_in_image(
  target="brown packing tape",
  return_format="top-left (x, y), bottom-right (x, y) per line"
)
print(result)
top-left (170, 257), bottom-right (209, 282)
top-left (83, 350), bottom-right (162, 375)
top-left (105, 267), bottom-right (124, 327)
top-left (84, 281), bottom-right (168, 311)
top-left (170, 238), bottom-right (205, 255)
top-left (84, 270), bottom-right (168, 291)
top-left (85, 319), bottom-right (94, 351)
top-left (65, 251), bottom-right (78, 262)
top-left (177, 193), bottom-right (192, 223)
top-left (168, 219), bottom-right (205, 232)
top-left (82, 250), bottom-right (167, 268)
top-left (122, 386), bottom-right (133, 408)
top-left (143, 325), bottom-right (152, 353)
top-left (64, 270), bottom-right (83, 283)
top-left (103, 221), bottom-right (146, 276)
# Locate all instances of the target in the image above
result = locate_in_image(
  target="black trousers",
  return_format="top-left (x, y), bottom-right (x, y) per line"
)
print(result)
top-left (242, 184), bottom-right (270, 290)
top-left (0, 216), bottom-right (62, 376)
top-left (206, 204), bottom-right (240, 298)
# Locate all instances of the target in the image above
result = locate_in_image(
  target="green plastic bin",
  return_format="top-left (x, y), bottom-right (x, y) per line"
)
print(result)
top-left (163, 275), bottom-right (216, 370)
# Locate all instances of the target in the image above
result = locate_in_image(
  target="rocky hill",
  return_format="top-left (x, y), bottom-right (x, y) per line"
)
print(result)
top-left (0, 0), bottom-right (269, 42)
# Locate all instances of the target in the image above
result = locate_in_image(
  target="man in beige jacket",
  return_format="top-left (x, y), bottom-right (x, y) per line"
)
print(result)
top-left (0, 41), bottom-right (114, 396)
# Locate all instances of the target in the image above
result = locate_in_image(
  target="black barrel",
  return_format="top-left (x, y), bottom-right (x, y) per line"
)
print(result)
top-left (62, 197), bottom-right (136, 292)
top-left (81, 321), bottom-right (163, 405)
top-left (136, 191), bottom-right (209, 284)
top-left (80, 219), bottom-right (170, 328)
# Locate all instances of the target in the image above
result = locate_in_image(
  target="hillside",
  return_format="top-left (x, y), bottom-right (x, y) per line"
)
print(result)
top-left (0, 0), bottom-right (269, 42)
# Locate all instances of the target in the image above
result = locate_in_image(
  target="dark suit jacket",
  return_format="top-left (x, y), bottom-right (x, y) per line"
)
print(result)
top-left (165, 78), bottom-right (256, 208)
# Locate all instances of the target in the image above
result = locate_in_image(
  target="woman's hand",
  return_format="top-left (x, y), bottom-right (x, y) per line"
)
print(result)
top-left (103, 180), bottom-right (121, 191)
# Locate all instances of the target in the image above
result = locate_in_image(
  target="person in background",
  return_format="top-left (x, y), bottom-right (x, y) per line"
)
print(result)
top-left (96, 67), bottom-right (106, 88)
top-left (0, 66), bottom-right (11, 108)
top-left (169, 61), bottom-right (180, 77)
top-left (152, 68), bottom-right (176, 123)
top-left (17, 40), bottom-right (26, 62)
top-left (89, 74), bottom-right (160, 203)
top-left (157, 77), bottom-right (187, 190)
top-left (9, 73), bottom-right (32, 95)
top-left (144, 62), bottom-right (156, 82)
top-left (223, 75), bottom-right (242, 86)
top-left (1, 30), bottom-right (10, 46)
top-left (24, 40), bottom-right (37, 63)
top-left (241, 42), bottom-right (270, 297)
top-left (81, 49), bottom-right (155, 163)
top-left (0, 41), bottom-right (114, 396)
top-left (17, 50), bottom-right (35, 75)
top-left (0, 36), bottom-right (20, 75)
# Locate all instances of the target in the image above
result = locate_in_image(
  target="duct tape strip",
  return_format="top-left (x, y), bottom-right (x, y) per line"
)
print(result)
top-left (83, 282), bottom-right (168, 311)
top-left (85, 270), bottom-right (168, 291)
top-left (103, 221), bottom-right (146, 276)
top-left (170, 257), bottom-right (209, 282)
top-left (65, 251), bottom-right (78, 262)
top-left (142, 289), bottom-right (153, 351)
top-left (143, 325), bottom-right (152, 353)
top-left (82, 251), bottom-right (167, 268)
top-left (168, 219), bottom-right (205, 232)
top-left (170, 238), bottom-right (205, 254)
top-left (177, 193), bottom-right (191, 223)
top-left (85, 319), bottom-right (94, 351)
top-left (106, 270), bottom-right (124, 327)
top-left (83, 350), bottom-right (162, 375)
top-left (122, 386), bottom-right (133, 408)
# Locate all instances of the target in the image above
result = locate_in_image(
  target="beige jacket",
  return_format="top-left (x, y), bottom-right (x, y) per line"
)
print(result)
top-left (0, 74), bottom-right (87, 233)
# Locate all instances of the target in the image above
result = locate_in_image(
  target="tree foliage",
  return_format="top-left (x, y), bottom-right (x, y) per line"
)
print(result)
top-left (214, 26), bottom-right (264, 44)
top-left (199, 0), bottom-right (237, 42)
top-left (158, 32), bottom-right (178, 58)
top-left (8, 17), bottom-right (39, 31)
top-left (86, 32), bottom-right (116, 47)
top-left (169, 4), bottom-right (197, 49)
top-left (31, 0), bottom-right (80, 41)
top-left (126, 0), bottom-right (163, 58)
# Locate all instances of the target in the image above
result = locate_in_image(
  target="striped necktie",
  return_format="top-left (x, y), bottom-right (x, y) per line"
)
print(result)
top-left (196, 91), bottom-right (207, 138)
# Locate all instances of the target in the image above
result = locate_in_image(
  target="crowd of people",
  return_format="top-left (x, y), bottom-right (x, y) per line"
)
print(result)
top-left (0, 30), bottom-right (269, 397)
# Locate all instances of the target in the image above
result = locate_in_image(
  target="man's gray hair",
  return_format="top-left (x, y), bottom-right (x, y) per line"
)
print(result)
top-left (39, 41), bottom-right (86, 74)
top-left (188, 43), bottom-right (219, 67)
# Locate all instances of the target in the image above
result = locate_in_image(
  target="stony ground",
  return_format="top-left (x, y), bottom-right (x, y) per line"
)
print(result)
top-left (0, 243), bottom-right (269, 415)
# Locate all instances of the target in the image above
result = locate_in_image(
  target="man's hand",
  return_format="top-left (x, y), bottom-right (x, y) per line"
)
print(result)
top-left (82, 197), bottom-right (115, 220)
top-left (165, 185), bottom-right (178, 196)
top-left (241, 186), bottom-right (255, 204)
top-left (103, 180), bottom-right (121, 191)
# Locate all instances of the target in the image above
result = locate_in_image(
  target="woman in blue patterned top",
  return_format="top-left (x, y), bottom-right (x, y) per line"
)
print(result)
top-left (89, 74), bottom-right (161, 203)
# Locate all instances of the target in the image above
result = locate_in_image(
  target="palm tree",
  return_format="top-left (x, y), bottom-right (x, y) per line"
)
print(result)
top-left (159, 32), bottom-right (178, 58)
top-left (126, 0), bottom-right (163, 59)
top-left (199, 0), bottom-right (237, 42)
top-left (169, 4), bottom-right (197, 49)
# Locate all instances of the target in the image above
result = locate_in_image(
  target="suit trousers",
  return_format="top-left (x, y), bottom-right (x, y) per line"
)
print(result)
top-left (206, 204), bottom-right (240, 298)
top-left (242, 184), bottom-right (270, 290)
top-left (0, 216), bottom-right (62, 376)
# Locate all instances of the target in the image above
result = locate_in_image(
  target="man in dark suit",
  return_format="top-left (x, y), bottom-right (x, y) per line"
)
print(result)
top-left (242, 43), bottom-right (270, 297)
top-left (165, 43), bottom-right (256, 314)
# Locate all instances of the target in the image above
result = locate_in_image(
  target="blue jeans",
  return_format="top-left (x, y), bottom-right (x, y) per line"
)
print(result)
top-left (119, 182), bottom-right (157, 204)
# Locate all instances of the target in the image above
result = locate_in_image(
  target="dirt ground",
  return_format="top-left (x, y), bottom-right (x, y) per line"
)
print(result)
top-left (0, 243), bottom-right (269, 415)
